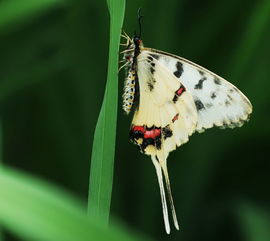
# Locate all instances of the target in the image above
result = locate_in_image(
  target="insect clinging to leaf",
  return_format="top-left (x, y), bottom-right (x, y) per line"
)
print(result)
top-left (119, 9), bottom-right (252, 234)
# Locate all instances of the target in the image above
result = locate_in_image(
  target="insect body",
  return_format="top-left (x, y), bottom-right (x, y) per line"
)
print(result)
top-left (122, 70), bottom-right (136, 113)
top-left (120, 30), bottom-right (252, 234)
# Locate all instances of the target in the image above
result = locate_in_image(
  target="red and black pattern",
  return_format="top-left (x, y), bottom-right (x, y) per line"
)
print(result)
top-left (173, 85), bottom-right (186, 103)
top-left (130, 125), bottom-right (162, 153)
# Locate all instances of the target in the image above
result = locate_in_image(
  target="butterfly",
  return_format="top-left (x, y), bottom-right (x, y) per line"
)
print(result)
top-left (119, 17), bottom-right (252, 234)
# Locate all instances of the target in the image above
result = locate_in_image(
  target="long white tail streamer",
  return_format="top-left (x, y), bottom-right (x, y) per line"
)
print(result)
top-left (159, 158), bottom-right (179, 230)
top-left (151, 156), bottom-right (171, 234)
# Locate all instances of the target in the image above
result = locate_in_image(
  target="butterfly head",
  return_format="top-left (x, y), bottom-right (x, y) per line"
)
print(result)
top-left (121, 7), bottom-right (144, 64)
top-left (133, 35), bottom-right (143, 50)
top-left (121, 33), bottom-right (143, 67)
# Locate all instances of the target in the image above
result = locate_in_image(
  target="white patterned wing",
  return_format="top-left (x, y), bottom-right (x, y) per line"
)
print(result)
top-left (143, 49), bottom-right (252, 132)
top-left (130, 50), bottom-right (198, 234)
top-left (126, 45), bottom-right (253, 235)
top-left (131, 50), bottom-right (198, 156)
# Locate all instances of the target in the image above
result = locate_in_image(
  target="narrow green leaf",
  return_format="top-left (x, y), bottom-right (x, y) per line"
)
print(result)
top-left (87, 0), bottom-right (125, 224)
top-left (0, 166), bottom-right (150, 241)
top-left (0, 0), bottom-right (64, 32)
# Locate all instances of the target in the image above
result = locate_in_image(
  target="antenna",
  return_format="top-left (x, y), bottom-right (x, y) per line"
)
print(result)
top-left (137, 7), bottom-right (143, 38)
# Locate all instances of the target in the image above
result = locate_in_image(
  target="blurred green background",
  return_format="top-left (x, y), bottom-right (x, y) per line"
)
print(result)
top-left (0, 0), bottom-right (270, 240)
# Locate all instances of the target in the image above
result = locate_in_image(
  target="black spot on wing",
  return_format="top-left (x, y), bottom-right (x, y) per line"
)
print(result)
top-left (162, 126), bottom-right (173, 139)
top-left (173, 61), bottom-right (183, 78)
top-left (227, 94), bottom-right (233, 101)
top-left (147, 57), bottom-right (156, 74)
top-left (147, 56), bottom-right (153, 61)
top-left (173, 95), bottom-right (178, 103)
top-left (194, 99), bottom-right (205, 111)
top-left (155, 138), bottom-right (161, 150)
top-left (147, 82), bottom-right (154, 91)
top-left (211, 92), bottom-right (217, 99)
top-left (147, 72), bottom-right (156, 91)
top-left (225, 100), bottom-right (231, 106)
top-left (149, 54), bottom-right (159, 60)
top-left (194, 77), bottom-right (207, 89)
top-left (214, 77), bottom-right (221, 85)
top-left (141, 138), bottom-right (155, 152)
top-left (198, 70), bottom-right (205, 76)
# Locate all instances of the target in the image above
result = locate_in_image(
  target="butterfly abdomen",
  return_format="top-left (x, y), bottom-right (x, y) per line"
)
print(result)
top-left (122, 70), bottom-right (136, 114)
top-left (123, 68), bottom-right (140, 114)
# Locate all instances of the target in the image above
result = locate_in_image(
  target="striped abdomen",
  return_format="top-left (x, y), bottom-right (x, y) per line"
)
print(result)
top-left (122, 70), bottom-right (136, 114)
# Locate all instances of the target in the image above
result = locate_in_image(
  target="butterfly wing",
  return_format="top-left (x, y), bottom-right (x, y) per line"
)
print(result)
top-left (129, 50), bottom-right (198, 233)
top-left (142, 49), bottom-right (253, 132)
top-left (130, 50), bottom-right (198, 156)
top-left (121, 31), bottom-right (253, 234)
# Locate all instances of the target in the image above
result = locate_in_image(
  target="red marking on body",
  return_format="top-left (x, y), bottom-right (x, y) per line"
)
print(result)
top-left (176, 86), bottom-right (186, 96)
top-left (144, 128), bottom-right (161, 139)
top-left (172, 113), bottom-right (179, 123)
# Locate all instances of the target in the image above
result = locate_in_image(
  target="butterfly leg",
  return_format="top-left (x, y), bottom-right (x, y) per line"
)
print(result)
top-left (120, 48), bottom-right (135, 54)
top-left (120, 43), bottom-right (128, 46)
top-left (118, 61), bottom-right (129, 72)
top-left (120, 35), bottom-right (129, 47)
top-left (121, 30), bottom-right (132, 41)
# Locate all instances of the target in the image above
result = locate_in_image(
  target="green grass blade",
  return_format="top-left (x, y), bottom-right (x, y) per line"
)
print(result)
top-left (87, 0), bottom-right (125, 224)
top-left (0, 166), bottom-right (150, 241)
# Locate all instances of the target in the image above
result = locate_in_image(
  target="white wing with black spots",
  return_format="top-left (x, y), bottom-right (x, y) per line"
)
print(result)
top-left (120, 31), bottom-right (253, 234)
top-left (129, 50), bottom-right (198, 233)
top-left (143, 49), bottom-right (252, 132)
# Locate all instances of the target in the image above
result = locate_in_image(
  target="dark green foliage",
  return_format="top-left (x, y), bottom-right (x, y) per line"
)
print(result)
top-left (0, 0), bottom-right (269, 241)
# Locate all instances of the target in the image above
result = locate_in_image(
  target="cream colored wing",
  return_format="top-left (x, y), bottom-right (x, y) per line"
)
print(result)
top-left (130, 50), bottom-right (198, 156)
top-left (129, 50), bottom-right (198, 234)
top-left (142, 48), bottom-right (252, 132)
